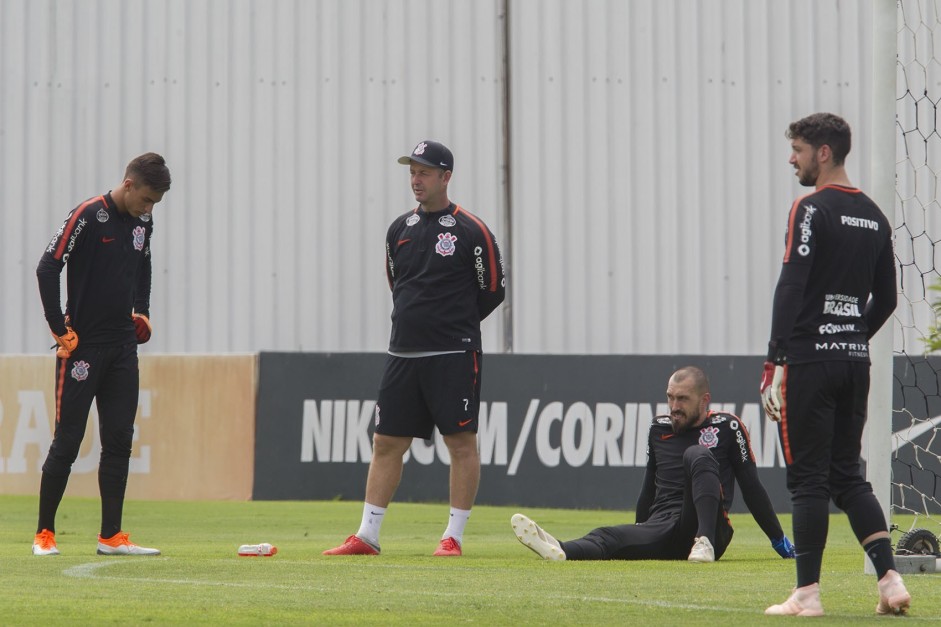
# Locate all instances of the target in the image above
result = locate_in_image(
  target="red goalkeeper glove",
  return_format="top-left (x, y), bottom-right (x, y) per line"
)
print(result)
top-left (52, 328), bottom-right (79, 359)
top-left (759, 361), bottom-right (784, 422)
top-left (132, 313), bottom-right (152, 344)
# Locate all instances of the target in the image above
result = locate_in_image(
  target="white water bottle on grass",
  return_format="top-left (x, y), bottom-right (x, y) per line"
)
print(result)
top-left (238, 543), bottom-right (278, 557)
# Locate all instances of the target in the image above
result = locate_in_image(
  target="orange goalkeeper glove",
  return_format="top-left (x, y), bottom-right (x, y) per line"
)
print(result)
top-left (132, 313), bottom-right (152, 344)
top-left (52, 328), bottom-right (78, 359)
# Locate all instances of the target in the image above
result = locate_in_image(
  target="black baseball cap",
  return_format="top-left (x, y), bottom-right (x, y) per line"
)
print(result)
top-left (397, 140), bottom-right (454, 171)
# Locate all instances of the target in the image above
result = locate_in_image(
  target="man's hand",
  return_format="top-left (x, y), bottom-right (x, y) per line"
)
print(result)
top-left (52, 328), bottom-right (78, 359)
top-left (132, 313), bottom-right (152, 344)
top-left (772, 536), bottom-right (796, 559)
top-left (760, 362), bottom-right (784, 421)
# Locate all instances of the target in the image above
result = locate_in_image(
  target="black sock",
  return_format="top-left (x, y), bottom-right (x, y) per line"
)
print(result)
top-left (99, 462), bottom-right (128, 538)
top-left (792, 497), bottom-right (829, 587)
top-left (100, 495), bottom-right (125, 539)
top-left (694, 494), bottom-right (719, 543)
top-left (37, 472), bottom-right (70, 534)
top-left (863, 537), bottom-right (896, 580)
top-left (796, 549), bottom-right (824, 588)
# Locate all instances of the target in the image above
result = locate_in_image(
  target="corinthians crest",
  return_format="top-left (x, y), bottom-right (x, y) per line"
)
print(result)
top-left (435, 232), bottom-right (457, 256)
top-left (698, 426), bottom-right (720, 449)
top-left (132, 225), bottom-right (146, 251)
top-left (71, 360), bottom-right (91, 382)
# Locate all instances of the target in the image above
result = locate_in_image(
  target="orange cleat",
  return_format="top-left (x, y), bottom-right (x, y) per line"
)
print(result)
top-left (97, 531), bottom-right (160, 555)
top-left (433, 536), bottom-right (462, 556)
top-left (323, 535), bottom-right (379, 556)
top-left (33, 529), bottom-right (60, 556)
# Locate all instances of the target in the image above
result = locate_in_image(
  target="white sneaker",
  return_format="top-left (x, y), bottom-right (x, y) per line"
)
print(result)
top-left (765, 583), bottom-right (825, 617)
top-left (687, 536), bottom-right (715, 563)
top-left (511, 513), bottom-right (566, 561)
top-left (97, 531), bottom-right (161, 556)
top-left (876, 570), bottom-right (911, 615)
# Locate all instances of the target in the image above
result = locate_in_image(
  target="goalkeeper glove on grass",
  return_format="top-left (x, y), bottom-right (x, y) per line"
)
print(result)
top-left (52, 328), bottom-right (78, 359)
top-left (132, 313), bottom-right (152, 344)
top-left (760, 361), bottom-right (784, 422)
top-left (772, 536), bottom-right (796, 558)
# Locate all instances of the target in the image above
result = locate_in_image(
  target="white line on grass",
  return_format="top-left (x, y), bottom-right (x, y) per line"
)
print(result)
top-left (61, 561), bottom-right (938, 621)
top-left (62, 560), bottom-right (313, 591)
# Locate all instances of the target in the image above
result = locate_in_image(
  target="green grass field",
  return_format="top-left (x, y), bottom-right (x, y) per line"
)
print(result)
top-left (0, 495), bottom-right (937, 625)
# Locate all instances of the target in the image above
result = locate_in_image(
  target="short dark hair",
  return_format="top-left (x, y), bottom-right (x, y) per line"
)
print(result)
top-left (672, 366), bottom-right (710, 395)
top-left (125, 152), bottom-right (171, 193)
top-left (786, 113), bottom-right (851, 166)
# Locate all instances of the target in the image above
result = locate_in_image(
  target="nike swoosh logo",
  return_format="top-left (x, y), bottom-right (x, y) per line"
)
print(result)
top-left (101, 237), bottom-right (115, 243)
top-left (458, 419), bottom-right (473, 427)
top-left (397, 239), bottom-right (411, 245)
top-left (660, 433), bottom-right (675, 440)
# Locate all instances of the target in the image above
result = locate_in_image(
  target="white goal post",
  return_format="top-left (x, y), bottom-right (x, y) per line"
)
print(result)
top-left (865, 0), bottom-right (895, 529)
top-left (867, 0), bottom-right (941, 573)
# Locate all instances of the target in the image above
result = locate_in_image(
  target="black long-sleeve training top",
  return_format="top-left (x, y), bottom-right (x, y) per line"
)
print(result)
top-left (768, 185), bottom-right (897, 364)
top-left (384, 203), bottom-right (506, 352)
top-left (36, 192), bottom-right (153, 346)
top-left (635, 411), bottom-right (785, 543)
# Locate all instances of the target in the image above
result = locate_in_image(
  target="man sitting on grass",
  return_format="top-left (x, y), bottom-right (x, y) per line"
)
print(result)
top-left (512, 366), bottom-right (794, 563)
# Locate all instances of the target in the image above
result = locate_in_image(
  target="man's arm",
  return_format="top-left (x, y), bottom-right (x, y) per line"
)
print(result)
top-left (36, 255), bottom-right (67, 336)
top-left (735, 461), bottom-right (785, 541)
top-left (864, 238), bottom-right (897, 338)
top-left (469, 219), bottom-right (506, 321)
top-left (133, 227), bottom-right (153, 317)
top-left (36, 206), bottom-right (90, 337)
top-left (384, 222), bottom-right (397, 292)
top-left (767, 200), bottom-right (817, 363)
top-left (635, 439), bottom-right (656, 523)
top-left (728, 423), bottom-right (791, 553)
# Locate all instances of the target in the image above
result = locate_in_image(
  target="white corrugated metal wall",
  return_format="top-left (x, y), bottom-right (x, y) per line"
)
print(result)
top-left (1, 0), bottom-right (927, 356)
top-left (509, 0), bottom-right (876, 354)
top-left (0, 0), bottom-right (507, 354)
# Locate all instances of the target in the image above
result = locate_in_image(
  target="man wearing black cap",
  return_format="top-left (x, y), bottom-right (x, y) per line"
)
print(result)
top-left (325, 140), bottom-right (506, 557)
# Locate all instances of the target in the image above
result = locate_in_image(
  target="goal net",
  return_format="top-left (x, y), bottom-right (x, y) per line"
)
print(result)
top-left (892, 0), bottom-right (941, 551)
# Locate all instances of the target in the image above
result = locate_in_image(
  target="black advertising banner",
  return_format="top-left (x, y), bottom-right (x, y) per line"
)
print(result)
top-left (254, 353), bottom-right (941, 513)
top-left (255, 353), bottom-right (788, 511)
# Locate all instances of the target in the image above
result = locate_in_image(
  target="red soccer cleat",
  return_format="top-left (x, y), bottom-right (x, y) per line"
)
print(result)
top-left (433, 536), bottom-right (462, 556)
top-left (323, 535), bottom-right (379, 556)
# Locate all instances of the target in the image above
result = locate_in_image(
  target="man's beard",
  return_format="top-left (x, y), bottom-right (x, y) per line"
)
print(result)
top-left (798, 158), bottom-right (819, 186)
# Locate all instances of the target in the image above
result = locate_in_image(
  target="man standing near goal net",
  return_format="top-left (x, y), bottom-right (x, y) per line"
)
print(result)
top-left (760, 113), bottom-right (911, 616)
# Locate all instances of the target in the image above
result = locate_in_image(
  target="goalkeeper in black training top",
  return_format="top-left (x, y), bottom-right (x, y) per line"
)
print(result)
top-left (512, 366), bottom-right (794, 563)
top-left (760, 113), bottom-right (909, 617)
top-left (33, 153), bottom-right (170, 558)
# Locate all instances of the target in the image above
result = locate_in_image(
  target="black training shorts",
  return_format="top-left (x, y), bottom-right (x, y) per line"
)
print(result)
top-left (375, 352), bottom-right (482, 439)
